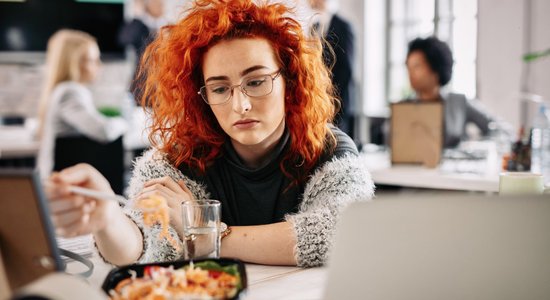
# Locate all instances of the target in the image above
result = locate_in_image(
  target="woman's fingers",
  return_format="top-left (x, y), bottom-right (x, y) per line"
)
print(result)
top-left (53, 202), bottom-right (95, 237)
top-left (144, 177), bottom-right (184, 192)
top-left (64, 213), bottom-right (92, 238)
top-left (139, 183), bottom-right (170, 196)
top-left (49, 196), bottom-right (86, 214)
top-left (136, 189), bottom-right (172, 202)
top-left (178, 180), bottom-right (192, 195)
top-left (52, 207), bottom-right (84, 227)
top-left (56, 163), bottom-right (111, 191)
top-left (138, 181), bottom-right (192, 207)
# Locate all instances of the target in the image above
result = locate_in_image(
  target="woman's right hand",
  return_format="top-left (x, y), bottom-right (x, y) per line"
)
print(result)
top-left (45, 163), bottom-right (121, 238)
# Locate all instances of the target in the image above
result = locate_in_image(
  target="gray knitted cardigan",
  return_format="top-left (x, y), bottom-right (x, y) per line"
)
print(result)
top-left (123, 149), bottom-right (375, 267)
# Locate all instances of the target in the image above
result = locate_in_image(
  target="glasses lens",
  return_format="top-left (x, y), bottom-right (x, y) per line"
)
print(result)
top-left (204, 84), bottom-right (231, 104)
top-left (243, 75), bottom-right (272, 97)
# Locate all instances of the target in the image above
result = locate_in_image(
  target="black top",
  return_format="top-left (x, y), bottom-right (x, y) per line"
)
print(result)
top-left (179, 126), bottom-right (358, 226)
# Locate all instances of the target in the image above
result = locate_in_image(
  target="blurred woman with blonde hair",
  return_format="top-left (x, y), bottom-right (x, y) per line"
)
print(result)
top-left (38, 29), bottom-right (127, 193)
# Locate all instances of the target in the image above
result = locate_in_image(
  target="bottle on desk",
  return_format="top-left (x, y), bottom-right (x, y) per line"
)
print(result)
top-left (507, 126), bottom-right (531, 172)
top-left (530, 104), bottom-right (550, 183)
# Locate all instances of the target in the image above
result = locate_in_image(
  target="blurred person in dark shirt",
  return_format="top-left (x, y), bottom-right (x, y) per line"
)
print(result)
top-left (118, 0), bottom-right (167, 103)
top-left (405, 36), bottom-right (499, 148)
top-left (308, 0), bottom-right (356, 140)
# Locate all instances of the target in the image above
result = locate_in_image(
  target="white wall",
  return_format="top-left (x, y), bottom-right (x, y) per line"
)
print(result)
top-left (478, 0), bottom-right (550, 130)
top-left (529, 0), bottom-right (550, 99)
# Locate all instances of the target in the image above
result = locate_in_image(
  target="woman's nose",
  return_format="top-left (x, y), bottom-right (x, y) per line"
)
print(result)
top-left (232, 87), bottom-right (252, 114)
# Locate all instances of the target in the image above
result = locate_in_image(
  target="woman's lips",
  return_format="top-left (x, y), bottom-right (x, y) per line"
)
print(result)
top-left (233, 119), bottom-right (259, 129)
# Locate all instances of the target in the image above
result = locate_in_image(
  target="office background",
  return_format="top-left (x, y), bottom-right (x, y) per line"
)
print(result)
top-left (1, 0), bottom-right (549, 143)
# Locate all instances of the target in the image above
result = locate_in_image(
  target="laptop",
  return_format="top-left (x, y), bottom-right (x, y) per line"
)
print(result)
top-left (323, 194), bottom-right (550, 300)
top-left (0, 169), bottom-right (63, 296)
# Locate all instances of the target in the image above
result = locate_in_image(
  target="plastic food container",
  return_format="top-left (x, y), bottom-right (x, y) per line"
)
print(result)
top-left (101, 258), bottom-right (247, 299)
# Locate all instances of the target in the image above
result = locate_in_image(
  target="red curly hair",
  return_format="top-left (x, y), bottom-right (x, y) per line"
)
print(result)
top-left (139, 0), bottom-right (337, 180)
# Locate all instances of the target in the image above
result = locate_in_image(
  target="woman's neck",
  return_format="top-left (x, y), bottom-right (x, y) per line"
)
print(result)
top-left (231, 119), bottom-right (286, 169)
top-left (417, 86), bottom-right (441, 102)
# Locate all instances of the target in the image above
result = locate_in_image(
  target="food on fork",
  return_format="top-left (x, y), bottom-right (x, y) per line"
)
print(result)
top-left (134, 195), bottom-right (181, 251)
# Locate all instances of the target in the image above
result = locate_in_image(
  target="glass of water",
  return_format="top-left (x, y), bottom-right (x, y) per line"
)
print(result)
top-left (181, 199), bottom-right (221, 260)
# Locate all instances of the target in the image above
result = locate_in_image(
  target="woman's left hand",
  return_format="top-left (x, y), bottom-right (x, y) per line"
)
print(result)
top-left (136, 177), bottom-right (195, 238)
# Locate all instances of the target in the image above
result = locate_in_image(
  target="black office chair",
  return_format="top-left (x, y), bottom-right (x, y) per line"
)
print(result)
top-left (53, 136), bottom-right (124, 195)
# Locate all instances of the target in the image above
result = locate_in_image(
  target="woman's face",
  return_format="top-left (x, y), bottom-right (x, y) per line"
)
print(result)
top-left (145, 0), bottom-right (164, 18)
top-left (308, 0), bottom-right (326, 11)
top-left (406, 50), bottom-right (439, 93)
top-left (201, 38), bottom-right (286, 152)
top-left (79, 43), bottom-right (101, 83)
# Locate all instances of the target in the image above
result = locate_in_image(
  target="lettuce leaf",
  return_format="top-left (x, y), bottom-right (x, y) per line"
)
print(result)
top-left (190, 261), bottom-right (242, 289)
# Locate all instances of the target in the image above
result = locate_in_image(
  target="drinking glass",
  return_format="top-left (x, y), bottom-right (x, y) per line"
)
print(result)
top-left (181, 200), bottom-right (221, 260)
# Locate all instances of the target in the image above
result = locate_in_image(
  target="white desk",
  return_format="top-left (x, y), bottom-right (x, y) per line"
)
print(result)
top-left (67, 256), bottom-right (327, 300)
top-left (364, 142), bottom-right (500, 193)
top-left (245, 264), bottom-right (327, 300)
top-left (0, 126), bottom-right (40, 159)
top-left (0, 108), bottom-right (150, 160)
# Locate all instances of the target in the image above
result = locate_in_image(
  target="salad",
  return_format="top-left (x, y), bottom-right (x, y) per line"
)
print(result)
top-left (109, 261), bottom-right (242, 300)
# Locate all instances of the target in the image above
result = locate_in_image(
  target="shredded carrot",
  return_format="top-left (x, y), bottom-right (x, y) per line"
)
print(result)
top-left (135, 195), bottom-right (181, 251)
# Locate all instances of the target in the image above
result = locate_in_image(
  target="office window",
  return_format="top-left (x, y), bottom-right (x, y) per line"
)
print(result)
top-left (387, 0), bottom-right (478, 102)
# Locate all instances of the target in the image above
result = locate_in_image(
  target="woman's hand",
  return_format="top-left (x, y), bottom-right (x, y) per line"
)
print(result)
top-left (136, 177), bottom-right (195, 238)
top-left (45, 163), bottom-right (121, 238)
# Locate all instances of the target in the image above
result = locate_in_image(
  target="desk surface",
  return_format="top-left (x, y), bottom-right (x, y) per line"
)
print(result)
top-left (67, 256), bottom-right (327, 300)
top-left (364, 142), bottom-right (500, 192)
top-left (0, 126), bottom-right (40, 158)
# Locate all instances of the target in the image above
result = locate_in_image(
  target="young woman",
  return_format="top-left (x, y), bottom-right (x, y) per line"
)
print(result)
top-left (46, 0), bottom-right (374, 268)
top-left (37, 30), bottom-right (128, 193)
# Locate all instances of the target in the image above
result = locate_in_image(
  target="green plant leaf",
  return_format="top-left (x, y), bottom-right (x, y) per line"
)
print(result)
top-left (98, 106), bottom-right (121, 117)
top-left (523, 48), bottom-right (550, 62)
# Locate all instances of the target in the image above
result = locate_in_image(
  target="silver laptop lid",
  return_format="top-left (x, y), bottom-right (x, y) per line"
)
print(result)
top-left (323, 195), bottom-right (550, 300)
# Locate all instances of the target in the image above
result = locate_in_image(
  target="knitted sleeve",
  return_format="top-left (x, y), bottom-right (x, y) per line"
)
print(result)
top-left (285, 153), bottom-right (375, 267)
top-left (124, 149), bottom-right (210, 263)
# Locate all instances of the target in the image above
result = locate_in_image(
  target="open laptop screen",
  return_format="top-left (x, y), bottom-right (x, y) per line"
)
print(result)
top-left (323, 195), bottom-right (550, 300)
top-left (0, 169), bottom-right (63, 292)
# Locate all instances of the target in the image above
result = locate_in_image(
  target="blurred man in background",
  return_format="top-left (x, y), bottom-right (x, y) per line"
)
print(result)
top-left (118, 0), bottom-right (167, 104)
top-left (308, 0), bottom-right (356, 140)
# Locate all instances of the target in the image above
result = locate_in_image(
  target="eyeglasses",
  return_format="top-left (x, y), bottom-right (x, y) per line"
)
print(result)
top-left (198, 70), bottom-right (281, 105)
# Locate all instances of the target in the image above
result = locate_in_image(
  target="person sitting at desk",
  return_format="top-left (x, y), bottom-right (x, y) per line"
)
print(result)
top-left (37, 29), bottom-right (128, 194)
top-left (405, 36), bottom-right (495, 148)
top-left (44, 0), bottom-right (374, 268)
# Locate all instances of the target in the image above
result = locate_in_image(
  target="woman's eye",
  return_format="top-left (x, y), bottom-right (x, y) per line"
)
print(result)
top-left (247, 79), bottom-right (266, 88)
top-left (209, 86), bottom-right (229, 94)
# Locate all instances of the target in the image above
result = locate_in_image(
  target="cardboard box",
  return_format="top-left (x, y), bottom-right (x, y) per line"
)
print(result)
top-left (390, 101), bottom-right (444, 168)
